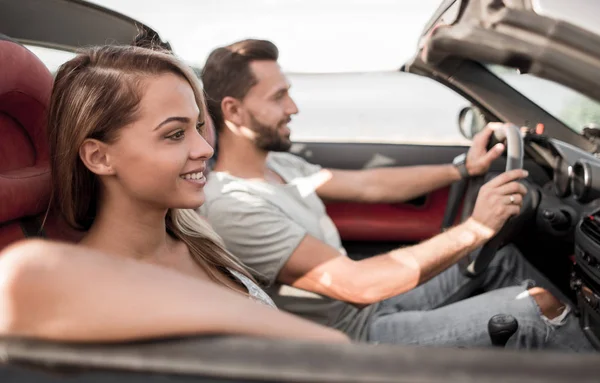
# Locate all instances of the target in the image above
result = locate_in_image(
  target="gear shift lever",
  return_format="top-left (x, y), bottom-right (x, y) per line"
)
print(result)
top-left (488, 314), bottom-right (519, 347)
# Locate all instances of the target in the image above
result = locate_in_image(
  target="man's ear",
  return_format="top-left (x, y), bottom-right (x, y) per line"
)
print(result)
top-left (79, 139), bottom-right (115, 176)
top-left (221, 96), bottom-right (244, 127)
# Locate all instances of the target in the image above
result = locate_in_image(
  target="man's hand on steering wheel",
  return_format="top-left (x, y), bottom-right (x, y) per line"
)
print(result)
top-left (446, 122), bottom-right (530, 276)
top-left (470, 169), bottom-right (529, 236)
top-left (465, 123), bottom-right (510, 177)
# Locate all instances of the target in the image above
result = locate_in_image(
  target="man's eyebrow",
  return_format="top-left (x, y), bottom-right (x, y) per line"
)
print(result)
top-left (154, 116), bottom-right (192, 130)
top-left (271, 85), bottom-right (291, 98)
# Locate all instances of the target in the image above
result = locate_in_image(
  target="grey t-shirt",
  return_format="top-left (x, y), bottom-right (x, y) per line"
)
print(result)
top-left (200, 152), bottom-right (377, 340)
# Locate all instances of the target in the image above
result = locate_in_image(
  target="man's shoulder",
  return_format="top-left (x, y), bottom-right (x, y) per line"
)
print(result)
top-left (204, 177), bottom-right (261, 204)
top-left (268, 152), bottom-right (322, 178)
top-left (201, 175), bottom-right (274, 217)
top-left (204, 172), bottom-right (253, 196)
top-left (267, 151), bottom-right (309, 167)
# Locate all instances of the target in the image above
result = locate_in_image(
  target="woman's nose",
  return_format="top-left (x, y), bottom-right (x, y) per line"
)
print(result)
top-left (190, 131), bottom-right (214, 160)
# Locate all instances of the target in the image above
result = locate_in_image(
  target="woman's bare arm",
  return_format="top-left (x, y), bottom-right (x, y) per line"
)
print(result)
top-left (0, 239), bottom-right (349, 343)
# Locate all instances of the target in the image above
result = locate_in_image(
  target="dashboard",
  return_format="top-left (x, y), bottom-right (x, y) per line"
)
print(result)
top-left (509, 135), bottom-right (600, 242)
top-left (545, 138), bottom-right (600, 203)
top-left (542, 138), bottom-right (600, 350)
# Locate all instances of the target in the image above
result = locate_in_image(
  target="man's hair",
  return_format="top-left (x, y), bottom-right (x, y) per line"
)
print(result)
top-left (201, 39), bottom-right (279, 132)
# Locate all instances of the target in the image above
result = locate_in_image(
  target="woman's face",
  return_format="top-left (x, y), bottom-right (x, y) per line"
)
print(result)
top-left (106, 72), bottom-right (213, 210)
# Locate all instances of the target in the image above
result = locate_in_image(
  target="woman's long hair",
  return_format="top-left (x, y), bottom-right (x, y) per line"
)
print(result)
top-left (47, 45), bottom-right (253, 284)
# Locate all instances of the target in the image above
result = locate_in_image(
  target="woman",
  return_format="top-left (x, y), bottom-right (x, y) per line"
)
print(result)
top-left (0, 45), bottom-right (348, 343)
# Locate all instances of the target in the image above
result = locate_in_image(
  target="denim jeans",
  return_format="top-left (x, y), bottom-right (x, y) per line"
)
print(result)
top-left (367, 245), bottom-right (594, 352)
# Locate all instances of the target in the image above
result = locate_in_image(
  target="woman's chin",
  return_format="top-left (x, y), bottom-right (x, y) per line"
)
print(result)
top-left (171, 195), bottom-right (205, 210)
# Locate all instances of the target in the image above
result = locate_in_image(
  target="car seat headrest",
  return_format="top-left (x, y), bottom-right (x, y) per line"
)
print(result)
top-left (0, 35), bottom-right (54, 224)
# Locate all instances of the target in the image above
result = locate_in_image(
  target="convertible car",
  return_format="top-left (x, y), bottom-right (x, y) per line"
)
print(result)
top-left (2, 0), bottom-right (600, 381)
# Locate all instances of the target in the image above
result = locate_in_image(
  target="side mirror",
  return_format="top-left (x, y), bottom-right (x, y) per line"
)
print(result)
top-left (458, 106), bottom-right (487, 139)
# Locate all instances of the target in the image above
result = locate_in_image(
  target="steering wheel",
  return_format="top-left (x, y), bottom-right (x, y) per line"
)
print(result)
top-left (444, 124), bottom-right (536, 277)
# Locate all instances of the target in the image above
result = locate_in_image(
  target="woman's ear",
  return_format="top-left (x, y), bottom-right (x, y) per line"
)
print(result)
top-left (79, 139), bottom-right (115, 176)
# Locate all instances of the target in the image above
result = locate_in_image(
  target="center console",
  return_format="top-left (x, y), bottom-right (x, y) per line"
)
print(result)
top-left (572, 209), bottom-right (600, 349)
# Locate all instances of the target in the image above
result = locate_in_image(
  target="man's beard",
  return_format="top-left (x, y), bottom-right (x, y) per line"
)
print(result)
top-left (249, 113), bottom-right (292, 152)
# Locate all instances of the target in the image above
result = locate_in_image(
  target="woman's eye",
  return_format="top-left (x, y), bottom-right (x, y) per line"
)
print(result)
top-left (196, 121), bottom-right (205, 134)
top-left (167, 130), bottom-right (185, 140)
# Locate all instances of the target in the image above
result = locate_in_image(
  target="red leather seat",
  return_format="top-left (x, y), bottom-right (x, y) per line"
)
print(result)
top-left (0, 35), bottom-right (82, 249)
top-left (0, 35), bottom-right (54, 249)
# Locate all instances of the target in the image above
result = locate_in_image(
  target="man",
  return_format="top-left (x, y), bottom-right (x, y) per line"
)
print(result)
top-left (199, 39), bottom-right (591, 350)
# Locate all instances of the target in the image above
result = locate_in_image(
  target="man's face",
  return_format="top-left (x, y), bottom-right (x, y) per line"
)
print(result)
top-left (240, 60), bottom-right (299, 152)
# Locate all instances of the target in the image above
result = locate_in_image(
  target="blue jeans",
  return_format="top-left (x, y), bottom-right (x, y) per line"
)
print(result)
top-left (367, 245), bottom-right (594, 352)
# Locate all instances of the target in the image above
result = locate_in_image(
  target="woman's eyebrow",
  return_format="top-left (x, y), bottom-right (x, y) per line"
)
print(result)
top-left (154, 116), bottom-right (190, 130)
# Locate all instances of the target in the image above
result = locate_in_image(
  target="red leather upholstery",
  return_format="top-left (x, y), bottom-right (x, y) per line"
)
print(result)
top-left (0, 36), bottom-right (53, 225)
top-left (327, 187), bottom-right (452, 242)
top-left (0, 35), bottom-right (54, 249)
top-left (0, 224), bottom-right (28, 250)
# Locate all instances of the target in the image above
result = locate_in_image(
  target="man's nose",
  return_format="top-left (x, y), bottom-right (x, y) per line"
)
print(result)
top-left (286, 96), bottom-right (299, 115)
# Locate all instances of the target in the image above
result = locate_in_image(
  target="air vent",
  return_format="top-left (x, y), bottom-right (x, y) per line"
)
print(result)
top-left (581, 215), bottom-right (600, 246)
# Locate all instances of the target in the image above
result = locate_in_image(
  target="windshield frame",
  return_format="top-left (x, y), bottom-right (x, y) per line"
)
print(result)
top-left (486, 64), bottom-right (600, 136)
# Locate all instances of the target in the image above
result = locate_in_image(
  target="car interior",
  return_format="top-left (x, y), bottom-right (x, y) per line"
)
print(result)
top-left (2, 0), bottom-right (600, 381)
top-left (0, 33), bottom-right (79, 247)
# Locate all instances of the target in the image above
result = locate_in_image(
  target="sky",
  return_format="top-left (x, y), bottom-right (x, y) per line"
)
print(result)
top-left (85, 0), bottom-right (442, 73)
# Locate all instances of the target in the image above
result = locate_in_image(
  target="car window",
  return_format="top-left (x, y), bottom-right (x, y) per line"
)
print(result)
top-left (22, 44), bottom-right (473, 146)
top-left (488, 65), bottom-right (600, 133)
top-left (288, 71), bottom-right (471, 145)
top-left (25, 45), bottom-right (76, 74)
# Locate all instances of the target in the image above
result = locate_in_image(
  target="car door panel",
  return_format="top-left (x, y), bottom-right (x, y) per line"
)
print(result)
top-left (291, 142), bottom-right (468, 170)
top-left (326, 187), bottom-right (451, 242)
top-left (290, 141), bottom-right (466, 257)
top-left (291, 141), bottom-right (548, 258)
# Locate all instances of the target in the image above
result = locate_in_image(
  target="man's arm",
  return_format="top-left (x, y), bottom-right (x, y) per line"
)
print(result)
top-left (314, 165), bottom-right (461, 203)
top-left (279, 169), bottom-right (528, 305)
top-left (314, 125), bottom-right (505, 203)
top-left (0, 240), bottom-right (349, 343)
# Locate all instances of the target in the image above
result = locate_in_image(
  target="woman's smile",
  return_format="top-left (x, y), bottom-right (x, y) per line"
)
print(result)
top-left (180, 170), bottom-right (206, 186)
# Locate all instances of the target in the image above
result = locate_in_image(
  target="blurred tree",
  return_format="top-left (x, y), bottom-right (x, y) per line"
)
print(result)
top-left (560, 96), bottom-right (600, 132)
